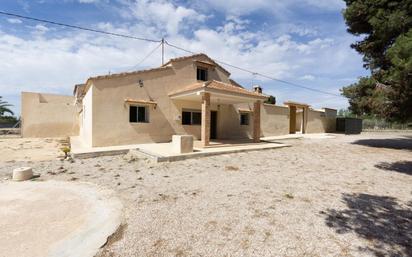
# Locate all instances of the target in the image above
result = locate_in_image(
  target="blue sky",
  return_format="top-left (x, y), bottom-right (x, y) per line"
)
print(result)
top-left (0, 0), bottom-right (369, 116)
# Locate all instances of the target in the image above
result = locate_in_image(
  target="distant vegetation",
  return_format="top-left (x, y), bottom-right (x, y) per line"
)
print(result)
top-left (0, 96), bottom-right (13, 117)
top-left (341, 0), bottom-right (412, 123)
top-left (264, 95), bottom-right (276, 105)
top-left (0, 96), bottom-right (18, 125)
top-left (338, 108), bottom-right (412, 130)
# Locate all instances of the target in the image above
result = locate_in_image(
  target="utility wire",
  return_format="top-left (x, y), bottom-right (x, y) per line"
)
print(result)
top-left (128, 42), bottom-right (163, 71)
top-left (0, 10), bottom-right (343, 98)
top-left (165, 41), bottom-right (343, 98)
top-left (0, 11), bottom-right (160, 43)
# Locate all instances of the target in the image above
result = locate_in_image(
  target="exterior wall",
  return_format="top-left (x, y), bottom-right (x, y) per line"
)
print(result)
top-left (219, 104), bottom-right (253, 139)
top-left (80, 86), bottom-right (93, 147)
top-left (296, 111), bottom-right (302, 132)
top-left (77, 54), bottom-right (337, 147)
top-left (88, 56), bottom-right (234, 147)
top-left (21, 92), bottom-right (79, 138)
top-left (306, 109), bottom-right (337, 133)
top-left (260, 104), bottom-right (290, 136)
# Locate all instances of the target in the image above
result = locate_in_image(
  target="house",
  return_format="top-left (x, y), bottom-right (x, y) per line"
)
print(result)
top-left (21, 53), bottom-right (337, 147)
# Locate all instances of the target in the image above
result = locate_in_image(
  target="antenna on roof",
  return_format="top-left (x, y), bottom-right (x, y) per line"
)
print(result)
top-left (161, 38), bottom-right (165, 65)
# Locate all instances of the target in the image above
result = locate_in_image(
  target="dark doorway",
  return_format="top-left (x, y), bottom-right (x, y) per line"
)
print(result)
top-left (210, 111), bottom-right (217, 139)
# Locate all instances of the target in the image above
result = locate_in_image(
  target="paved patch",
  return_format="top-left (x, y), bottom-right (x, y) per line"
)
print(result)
top-left (0, 181), bottom-right (122, 257)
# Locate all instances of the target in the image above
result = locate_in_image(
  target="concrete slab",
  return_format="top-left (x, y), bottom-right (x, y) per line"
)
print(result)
top-left (0, 181), bottom-right (122, 257)
top-left (71, 136), bottom-right (140, 159)
top-left (138, 141), bottom-right (291, 162)
top-left (70, 136), bottom-right (290, 162)
top-left (261, 133), bottom-right (335, 142)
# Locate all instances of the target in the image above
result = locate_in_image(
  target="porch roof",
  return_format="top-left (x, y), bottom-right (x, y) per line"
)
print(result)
top-left (284, 101), bottom-right (310, 108)
top-left (169, 80), bottom-right (268, 103)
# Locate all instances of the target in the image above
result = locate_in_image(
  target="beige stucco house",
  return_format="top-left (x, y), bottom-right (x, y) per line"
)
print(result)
top-left (21, 53), bottom-right (337, 147)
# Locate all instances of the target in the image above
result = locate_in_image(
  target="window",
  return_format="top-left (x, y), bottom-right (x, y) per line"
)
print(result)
top-left (182, 110), bottom-right (201, 125)
top-left (240, 113), bottom-right (249, 125)
top-left (192, 112), bottom-right (201, 125)
top-left (182, 111), bottom-right (192, 125)
top-left (197, 67), bottom-right (208, 81)
top-left (129, 106), bottom-right (149, 123)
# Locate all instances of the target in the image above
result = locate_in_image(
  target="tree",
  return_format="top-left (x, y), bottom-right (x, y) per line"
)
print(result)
top-left (0, 96), bottom-right (14, 117)
top-left (384, 30), bottom-right (412, 121)
top-left (341, 0), bottom-right (412, 122)
top-left (264, 95), bottom-right (276, 105)
top-left (338, 108), bottom-right (357, 118)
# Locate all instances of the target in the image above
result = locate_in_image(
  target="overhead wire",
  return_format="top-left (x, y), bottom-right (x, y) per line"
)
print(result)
top-left (128, 42), bottom-right (163, 71)
top-left (165, 41), bottom-right (343, 98)
top-left (0, 10), bottom-right (344, 98)
top-left (0, 11), bottom-right (160, 43)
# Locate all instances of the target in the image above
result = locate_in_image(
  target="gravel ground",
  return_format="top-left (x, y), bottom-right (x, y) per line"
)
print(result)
top-left (1, 132), bottom-right (411, 257)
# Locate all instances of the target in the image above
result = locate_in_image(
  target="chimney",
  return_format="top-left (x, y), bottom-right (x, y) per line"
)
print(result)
top-left (253, 85), bottom-right (262, 94)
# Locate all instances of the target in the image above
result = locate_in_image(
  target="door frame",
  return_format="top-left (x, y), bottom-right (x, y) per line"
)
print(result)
top-left (210, 111), bottom-right (217, 139)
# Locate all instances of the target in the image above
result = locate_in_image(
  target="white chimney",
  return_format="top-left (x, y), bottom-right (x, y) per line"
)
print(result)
top-left (253, 85), bottom-right (262, 94)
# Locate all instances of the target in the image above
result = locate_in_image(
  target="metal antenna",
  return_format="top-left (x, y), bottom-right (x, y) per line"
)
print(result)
top-left (161, 38), bottom-right (165, 65)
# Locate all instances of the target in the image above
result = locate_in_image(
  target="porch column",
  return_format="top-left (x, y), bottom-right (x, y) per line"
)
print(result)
top-left (201, 92), bottom-right (211, 147)
top-left (289, 106), bottom-right (297, 134)
top-left (302, 107), bottom-right (308, 134)
top-left (253, 100), bottom-right (261, 143)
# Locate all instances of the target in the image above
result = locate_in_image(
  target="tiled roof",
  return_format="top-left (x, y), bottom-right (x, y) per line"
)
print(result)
top-left (169, 80), bottom-right (268, 99)
top-left (88, 66), bottom-right (171, 82)
top-left (229, 79), bottom-right (243, 88)
top-left (164, 53), bottom-right (206, 64)
top-left (163, 53), bottom-right (231, 75)
top-left (283, 101), bottom-right (310, 107)
top-left (82, 66), bottom-right (172, 96)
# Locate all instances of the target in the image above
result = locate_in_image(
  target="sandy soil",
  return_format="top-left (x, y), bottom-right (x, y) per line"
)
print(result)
top-left (0, 136), bottom-right (66, 162)
top-left (0, 181), bottom-right (122, 257)
top-left (0, 132), bottom-right (411, 257)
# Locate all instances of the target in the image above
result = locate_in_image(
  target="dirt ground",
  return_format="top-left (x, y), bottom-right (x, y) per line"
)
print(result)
top-left (0, 136), bottom-right (66, 162)
top-left (0, 132), bottom-right (411, 257)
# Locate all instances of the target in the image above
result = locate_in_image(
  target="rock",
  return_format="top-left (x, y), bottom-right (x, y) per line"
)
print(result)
top-left (13, 167), bottom-right (33, 181)
top-left (123, 149), bottom-right (146, 162)
top-left (65, 156), bottom-right (74, 162)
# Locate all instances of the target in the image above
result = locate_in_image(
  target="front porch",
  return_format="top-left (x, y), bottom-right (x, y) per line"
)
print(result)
top-left (70, 135), bottom-right (291, 162)
top-left (169, 80), bottom-right (268, 147)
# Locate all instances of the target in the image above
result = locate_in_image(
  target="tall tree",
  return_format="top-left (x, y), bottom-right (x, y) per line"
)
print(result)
top-left (0, 96), bottom-right (14, 117)
top-left (341, 0), bottom-right (412, 122)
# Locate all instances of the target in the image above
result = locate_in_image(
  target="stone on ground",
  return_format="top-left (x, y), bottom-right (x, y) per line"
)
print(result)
top-left (12, 167), bottom-right (33, 181)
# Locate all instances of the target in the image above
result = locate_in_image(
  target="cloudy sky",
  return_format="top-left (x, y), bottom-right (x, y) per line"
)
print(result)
top-left (0, 0), bottom-right (369, 115)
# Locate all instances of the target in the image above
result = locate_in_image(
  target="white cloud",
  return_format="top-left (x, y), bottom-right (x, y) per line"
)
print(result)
top-left (193, 0), bottom-right (345, 16)
top-left (32, 24), bottom-right (49, 36)
top-left (125, 0), bottom-right (207, 35)
top-left (78, 0), bottom-right (104, 3)
top-left (0, 0), bottom-right (364, 114)
top-left (7, 18), bottom-right (23, 24)
top-left (299, 75), bottom-right (316, 81)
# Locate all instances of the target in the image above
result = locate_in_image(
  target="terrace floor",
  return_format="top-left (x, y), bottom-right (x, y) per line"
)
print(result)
top-left (70, 136), bottom-right (293, 161)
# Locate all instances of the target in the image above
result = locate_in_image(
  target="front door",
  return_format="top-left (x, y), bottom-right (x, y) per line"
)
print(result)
top-left (210, 111), bottom-right (217, 139)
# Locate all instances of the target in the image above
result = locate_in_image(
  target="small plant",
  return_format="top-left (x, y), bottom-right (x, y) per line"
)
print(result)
top-left (61, 147), bottom-right (71, 159)
top-left (225, 165), bottom-right (239, 171)
top-left (284, 193), bottom-right (294, 199)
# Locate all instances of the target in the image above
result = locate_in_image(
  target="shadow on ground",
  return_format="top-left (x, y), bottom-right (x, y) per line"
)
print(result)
top-left (375, 161), bottom-right (412, 176)
top-left (323, 193), bottom-right (412, 257)
top-left (351, 136), bottom-right (412, 151)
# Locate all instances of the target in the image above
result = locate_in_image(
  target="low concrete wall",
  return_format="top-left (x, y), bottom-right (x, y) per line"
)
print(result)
top-left (306, 109), bottom-right (336, 133)
top-left (21, 92), bottom-right (79, 138)
top-left (260, 104), bottom-right (290, 136)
